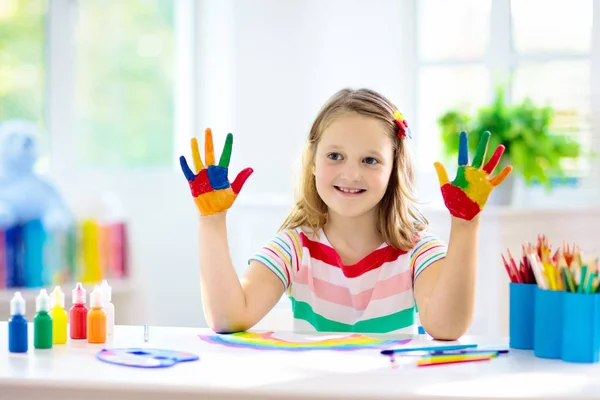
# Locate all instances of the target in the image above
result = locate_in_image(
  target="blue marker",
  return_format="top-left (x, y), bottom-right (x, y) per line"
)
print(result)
top-left (381, 343), bottom-right (477, 356)
top-left (8, 292), bottom-right (28, 353)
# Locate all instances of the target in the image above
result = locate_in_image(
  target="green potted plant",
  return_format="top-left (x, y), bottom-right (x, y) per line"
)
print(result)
top-left (437, 85), bottom-right (583, 204)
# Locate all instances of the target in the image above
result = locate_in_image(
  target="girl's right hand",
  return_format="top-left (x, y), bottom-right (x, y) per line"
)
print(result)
top-left (179, 128), bottom-right (253, 216)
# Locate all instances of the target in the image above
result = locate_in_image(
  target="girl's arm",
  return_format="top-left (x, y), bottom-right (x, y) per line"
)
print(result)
top-left (413, 216), bottom-right (479, 340)
top-left (180, 129), bottom-right (284, 333)
top-left (418, 131), bottom-right (511, 340)
top-left (199, 212), bottom-right (285, 333)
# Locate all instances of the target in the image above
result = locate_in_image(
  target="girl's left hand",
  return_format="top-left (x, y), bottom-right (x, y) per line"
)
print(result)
top-left (433, 131), bottom-right (512, 221)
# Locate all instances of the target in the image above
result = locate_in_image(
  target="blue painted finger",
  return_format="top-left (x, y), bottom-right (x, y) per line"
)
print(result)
top-left (180, 156), bottom-right (196, 182)
top-left (458, 131), bottom-right (469, 166)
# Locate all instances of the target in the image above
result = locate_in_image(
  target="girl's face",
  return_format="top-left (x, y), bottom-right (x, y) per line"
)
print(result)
top-left (314, 113), bottom-right (395, 220)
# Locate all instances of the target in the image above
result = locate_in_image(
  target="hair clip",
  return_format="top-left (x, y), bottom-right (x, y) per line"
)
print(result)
top-left (394, 110), bottom-right (412, 139)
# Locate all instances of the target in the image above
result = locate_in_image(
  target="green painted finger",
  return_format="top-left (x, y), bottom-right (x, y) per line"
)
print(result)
top-left (219, 133), bottom-right (233, 168)
top-left (472, 131), bottom-right (491, 169)
top-left (452, 166), bottom-right (469, 190)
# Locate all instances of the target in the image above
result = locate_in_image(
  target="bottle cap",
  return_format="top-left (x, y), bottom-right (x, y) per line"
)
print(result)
top-left (90, 287), bottom-right (103, 308)
top-left (72, 282), bottom-right (86, 305)
top-left (51, 286), bottom-right (65, 308)
top-left (36, 289), bottom-right (50, 312)
top-left (94, 285), bottom-right (104, 307)
top-left (101, 280), bottom-right (112, 302)
top-left (10, 292), bottom-right (25, 316)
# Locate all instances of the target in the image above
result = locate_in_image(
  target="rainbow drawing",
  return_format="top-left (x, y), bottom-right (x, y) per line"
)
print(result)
top-left (198, 331), bottom-right (412, 351)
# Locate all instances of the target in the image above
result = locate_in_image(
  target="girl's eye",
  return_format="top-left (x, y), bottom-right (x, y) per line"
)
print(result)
top-left (327, 153), bottom-right (342, 161)
top-left (364, 157), bottom-right (378, 165)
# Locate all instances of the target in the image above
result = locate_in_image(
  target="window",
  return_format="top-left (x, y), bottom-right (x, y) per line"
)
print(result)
top-left (414, 0), bottom-right (595, 178)
top-left (511, 0), bottom-right (593, 174)
top-left (0, 1), bottom-right (47, 128)
top-left (511, 0), bottom-right (592, 54)
top-left (417, 0), bottom-right (491, 61)
top-left (74, 0), bottom-right (175, 168)
top-left (415, 0), bottom-right (492, 169)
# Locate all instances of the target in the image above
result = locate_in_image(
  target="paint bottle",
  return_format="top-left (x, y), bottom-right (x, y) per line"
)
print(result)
top-left (23, 219), bottom-right (45, 288)
top-left (69, 283), bottom-right (88, 339)
top-left (5, 224), bottom-right (24, 287)
top-left (81, 219), bottom-right (101, 283)
top-left (100, 280), bottom-right (114, 335)
top-left (34, 289), bottom-right (53, 349)
top-left (50, 286), bottom-right (68, 344)
top-left (87, 287), bottom-right (106, 343)
top-left (8, 292), bottom-right (28, 353)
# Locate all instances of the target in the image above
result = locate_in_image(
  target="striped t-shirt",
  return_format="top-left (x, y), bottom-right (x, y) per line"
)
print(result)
top-left (249, 227), bottom-right (447, 334)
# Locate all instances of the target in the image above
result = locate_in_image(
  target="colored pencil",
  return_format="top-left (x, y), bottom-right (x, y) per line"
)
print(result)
top-left (380, 343), bottom-right (477, 356)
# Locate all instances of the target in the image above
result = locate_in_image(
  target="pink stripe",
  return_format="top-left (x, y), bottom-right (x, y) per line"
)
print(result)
top-left (295, 267), bottom-right (412, 310)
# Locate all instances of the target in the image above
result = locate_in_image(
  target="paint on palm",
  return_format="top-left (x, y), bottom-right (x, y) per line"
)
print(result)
top-left (180, 128), bottom-right (253, 215)
top-left (434, 131), bottom-right (512, 220)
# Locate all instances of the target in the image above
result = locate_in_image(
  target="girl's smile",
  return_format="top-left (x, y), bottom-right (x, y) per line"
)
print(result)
top-left (334, 185), bottom-right (366, 196)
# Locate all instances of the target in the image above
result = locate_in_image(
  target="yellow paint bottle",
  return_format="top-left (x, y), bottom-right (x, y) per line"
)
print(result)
top-left (82, 219), bottom-right (102, 283)
top-left (50, 286), bottom-right (68, 344)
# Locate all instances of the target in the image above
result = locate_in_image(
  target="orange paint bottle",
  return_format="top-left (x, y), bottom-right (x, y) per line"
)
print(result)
top-left (87, 287), bottom-right (106, 344)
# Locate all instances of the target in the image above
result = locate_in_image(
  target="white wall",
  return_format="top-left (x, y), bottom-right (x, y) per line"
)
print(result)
top-left (229, 0), bottom-right (411, 197)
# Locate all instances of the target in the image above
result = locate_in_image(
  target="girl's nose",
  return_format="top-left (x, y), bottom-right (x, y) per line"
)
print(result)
top-left (340, 163), bottom-right (361, 181)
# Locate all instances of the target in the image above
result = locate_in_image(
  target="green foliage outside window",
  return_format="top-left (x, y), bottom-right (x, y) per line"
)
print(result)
top-left (0, 0), bottom-right (175, 168)
top-left (0, 0), bottom-right (46, 126)
top-left (76, 0), bottom-right (175, 167)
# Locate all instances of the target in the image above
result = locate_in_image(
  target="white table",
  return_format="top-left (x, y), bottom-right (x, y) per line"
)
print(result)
top-left (1, 322), bottom-right (600, 400)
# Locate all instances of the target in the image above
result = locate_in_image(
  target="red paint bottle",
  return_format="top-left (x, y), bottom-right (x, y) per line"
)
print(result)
top-left (69, 283), bottom-right (88, 339)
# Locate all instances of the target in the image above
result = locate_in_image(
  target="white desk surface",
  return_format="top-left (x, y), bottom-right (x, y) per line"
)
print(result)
top-left (1, 322), bottom-right (599, 400)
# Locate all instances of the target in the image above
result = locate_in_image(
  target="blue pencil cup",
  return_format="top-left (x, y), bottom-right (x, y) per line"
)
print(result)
top-left (534, 288), bottom-right (563, 359)
top-left (561, 293), bottom-right (600, 363)
top-left (509, 282), bottom-right (535, 349)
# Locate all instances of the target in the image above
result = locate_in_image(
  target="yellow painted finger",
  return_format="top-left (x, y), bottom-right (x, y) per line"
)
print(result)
top-left (433, 162), bottom-right (449, 186)
top-left (191, 137), bottom-right (204, 173)
top-left (205, 128), bottom-right (215, 166)
top-left (489, 165), bottom-right (513, 187)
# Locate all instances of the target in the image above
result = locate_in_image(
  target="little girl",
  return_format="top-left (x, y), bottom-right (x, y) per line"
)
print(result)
top-left (180, 88), bottom-right (512, 340)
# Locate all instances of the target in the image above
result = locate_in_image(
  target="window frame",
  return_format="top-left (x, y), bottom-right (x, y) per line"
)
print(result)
top-left (411, 0), bottom-right (600, 196)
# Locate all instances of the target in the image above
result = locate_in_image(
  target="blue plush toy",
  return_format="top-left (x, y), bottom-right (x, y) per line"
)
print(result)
top-left (0, 119), bottom-right (73, 232)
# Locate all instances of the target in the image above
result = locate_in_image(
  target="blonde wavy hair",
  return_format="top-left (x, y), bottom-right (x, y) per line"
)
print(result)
top-left (280, 88), bottom-right (428, 251)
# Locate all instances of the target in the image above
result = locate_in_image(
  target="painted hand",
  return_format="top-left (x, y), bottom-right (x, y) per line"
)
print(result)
top-left (434, 131), bottom-right (512, 221)
top-left (179, 128), bottom-right (253, 216)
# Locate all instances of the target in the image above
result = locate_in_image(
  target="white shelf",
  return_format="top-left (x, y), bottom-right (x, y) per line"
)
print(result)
top-left (0, 278), bottom-right (134, 303)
